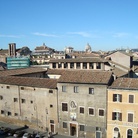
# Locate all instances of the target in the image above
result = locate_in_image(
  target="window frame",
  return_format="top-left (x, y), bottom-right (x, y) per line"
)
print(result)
top-left (62, 103), bottom-right (68, 112)
top-left (14, 98), bottom-right (18, 102)
top-left (80, 107), bottom-right (84, 114)
top-left (128, 94), bottom-right (134, 103)
top-left (74, 86), bottom-right (79, 93)
top-left (63, 122), bottom-right (67, 128)
top-left (89, 88), bottom-right (94, 94)
top-left (62, 86), bottom-right (66, 92)
top-left (80, 125), bottom-right (85, 131)
top-left (88, 107), bottom-right (95, 116)
top-left (98, 109), bottom-right (105, 117)
top-left (113, 94), bottom-right (122, 102)
top-left (112, 111), bottom-right (122, 121)
top-left (21, 99), bottom-right (26, 104)
top-left (128, 112), bottom-right (134, 122)
top-left (0, 95), bottom-right (3, 100)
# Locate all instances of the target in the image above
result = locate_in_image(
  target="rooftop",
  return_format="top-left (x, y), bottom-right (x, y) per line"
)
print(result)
top-left (0, 76), bottom-right (57, 89)
top-left (58, 70), bottom-right (113, 84)
top-left (109, 77), bottom-right (138, 90)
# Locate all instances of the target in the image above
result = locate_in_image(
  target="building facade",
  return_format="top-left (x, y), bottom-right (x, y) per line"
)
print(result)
top-left (57, 70), bottom-right (113, 138)
top-left (0, 76), bottom-right (58, 133)
top-left (107, 78), bottom-right (138, 138)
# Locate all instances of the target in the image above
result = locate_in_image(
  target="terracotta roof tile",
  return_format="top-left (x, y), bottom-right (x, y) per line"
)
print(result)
top-left (58, 70), bottom-right (112, 84)
top-left (110, 78), bottom-right (138, 90)
top-left (49, 57), bottom-right (107, 63)
top-left (0, 76), bottom-right (57, 89)
top-left (46, 69), bottom-right (66, 75)
top-left (0, 67), bottom-right (47, 77)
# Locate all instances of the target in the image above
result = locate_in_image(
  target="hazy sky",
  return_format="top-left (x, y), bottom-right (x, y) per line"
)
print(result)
top-left (0, 0), bottom-right (138, 51)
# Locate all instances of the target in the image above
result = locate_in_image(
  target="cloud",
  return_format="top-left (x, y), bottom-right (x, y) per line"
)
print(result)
top-left (0, 34), bottom-right (23, 38)
top-left (67, 31), bottom-right (91, 37)
top-left (113, 32), bottom-right (129, 38)
top-left (33, 32), bottom-right (59, 37)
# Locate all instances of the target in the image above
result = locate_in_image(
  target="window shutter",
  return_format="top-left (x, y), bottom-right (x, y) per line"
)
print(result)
top-left (119, 113), bottom-right (122, 121)
top-left (120, 95), bottom-right (122, 102)
top-left (112, 112), bottom-right (115, 120)
top-left (113, 94), bottom-right (116, 102)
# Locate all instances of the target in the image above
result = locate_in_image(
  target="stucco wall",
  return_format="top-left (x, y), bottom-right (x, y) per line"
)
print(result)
top-left (57, 82), bottom-right (107, 138)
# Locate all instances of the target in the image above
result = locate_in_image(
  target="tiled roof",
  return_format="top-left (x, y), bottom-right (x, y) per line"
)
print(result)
top-left (109, 78), bottom-right (138, 90)
top-left (111, 67), bottom-right (128, 77)
top-left (58, 70), bottom-right (112, 84)
top-left (47, 69), bottom-right (66, 75)
top-left (49, 57), bottom-right (107, 63)
top-left (0, 76), bottom-right (57, 89)
top-left (0, 67), bottom-right (47, 77)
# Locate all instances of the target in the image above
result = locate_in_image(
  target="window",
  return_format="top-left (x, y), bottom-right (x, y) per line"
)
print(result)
top-left (50, 120), bottom-right (54, 123)
top-left (113, 127), bottom-right (120, 138)
top-left (96, 131), bottom-right (102, 138)
top-left (113, 94), bottom-right (122, 102)
top-left (99, 109), bottom-right (104, 116)
top-left (83, 63), bottom-right (87, 69)
top-left (62, 103), bottom-right (68, 111)
top-left (52, 63), bottom-right (56, 68)
top-left (70, 63), bottom-right (74, 69)
top-left (80, 125), bottom-right (85, 131)
top-left (21, 87), bottom-right (24, 90)
top-left (76, 63), bottom-right (80, 68)
top-left (7, 112), bottom-right (11, 116)
top-left (96, 63), bottom-right (101, 69)
top-left (96, 127), bottom-right (101, 131)
top-left (0, 95), bottom-right (3, 100)
top-left (112, 112), bottom-right (122, 121)
top-left (14, 113), bottom-right (18, 116)
top-left (89, 63), bottom-right (94, 69)
top-left (6, 86), bottom-right (10, 89)
top-left (49, 90), bottom-right (53, 93)
top-left (63, 122), bottom-right (67, 128)
top-left (21, 99), bottom-right (26, 103)
top-left (89, 88), bottom-right (94, 94)
top-left (74, 86), bottom-right (78, 93)
top-left (128, 113), bottom-right (133, 122)
top-left (14, 98), bottom-right (18, 102)
top-left (127, 129), bottom-right (133, 138)
top-left (80, 107), bottom-right (84, 114)
top-left (1, 110), bottom-right (4, 114)
top-left (129, 95), bottom-right (134, 103)
top-left (62, 86), bottom-right (66, 92)
top-left (50, 104), bottom-right (53, 108)
top-left (89, 108), bottom-right (94, 115)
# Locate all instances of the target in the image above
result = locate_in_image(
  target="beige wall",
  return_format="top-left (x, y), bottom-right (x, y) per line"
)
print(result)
top-left (107, 89), bottom-right (138, 138)
top-left (0, 84), bottom-right (58, 132)
top-left (57, 82), bottom-right (107, 138)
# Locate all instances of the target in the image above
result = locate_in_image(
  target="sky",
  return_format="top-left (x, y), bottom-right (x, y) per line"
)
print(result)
top-left (0, 0), bottom-right (138, 52)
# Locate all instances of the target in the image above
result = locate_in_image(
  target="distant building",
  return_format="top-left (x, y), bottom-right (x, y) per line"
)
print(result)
top-left (85, 43), bottom-right (92, 53)
top-left (7, 57), bottom-right (30, 69)
top-left (33, 43), bottom-right (55, 55)
top-left (64, 47), bottom-right (74, 54)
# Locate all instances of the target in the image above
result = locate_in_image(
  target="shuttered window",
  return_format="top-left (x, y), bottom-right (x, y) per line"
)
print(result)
top-left (128, 113), bottom-right (133, 122)
top-left (129, 95), bottom-right (134, 103)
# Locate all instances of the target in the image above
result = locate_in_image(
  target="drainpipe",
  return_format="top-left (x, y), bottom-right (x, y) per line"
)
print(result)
top-left (18, 86), bottom-right (22, 120)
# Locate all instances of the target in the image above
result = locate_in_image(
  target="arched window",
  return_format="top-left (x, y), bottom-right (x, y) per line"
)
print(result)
top-left (113, 127), bottom-right (120, 138)
top-left (127, 129), bottom-right (133, 138)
